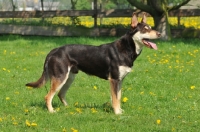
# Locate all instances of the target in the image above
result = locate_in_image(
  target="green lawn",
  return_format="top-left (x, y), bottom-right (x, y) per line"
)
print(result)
top-left (0, 35), bottom-right (199, 132)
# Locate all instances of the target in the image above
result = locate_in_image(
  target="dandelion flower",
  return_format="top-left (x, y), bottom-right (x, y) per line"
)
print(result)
top-left (13, 122), bottom-right (18, 125)
top-left (122, 97), bottom-right (128, 103)
top-left (26, 120), bottom-right (31, 127)
top-left (62, 127), bottom-right (67, 132)
top-left (24, 109), bottom-right (29, 113)
top-left (6, 97), bottom-right (10, 100)
top-left (0, 118), bottom-right (3, 122)
top-left (74, 102), bottom-right (79, 106)
top-left (70, 112), bottom-right (74, 115)
top-left (31, 122), bottom-right (37, 127)
top-left (76, 108), bottom-right (82, 113)
top-left (156, 119), bottom-right (161, 125)
top-left (91, 108), bottom-right (97, 113)
top-left (56, 107), bottom-right (60, 112)
top-left (190, 86), bottom-right (195, 90)
top-left (172, 127), bottom-right (176, 131)
top-left (71, 127), bottom-right (78, 132)
top-left (140, 91), bottom-right (144, 95)
top-left (93, 86), bottom-right (97, 90)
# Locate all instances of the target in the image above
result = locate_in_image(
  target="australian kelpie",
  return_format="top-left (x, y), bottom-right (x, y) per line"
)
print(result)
top-left (26, 13), bottom-right (161, 114)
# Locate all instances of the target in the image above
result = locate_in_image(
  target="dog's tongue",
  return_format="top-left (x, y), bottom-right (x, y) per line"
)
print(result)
top-left (148, 41), bottom-right (157, 50)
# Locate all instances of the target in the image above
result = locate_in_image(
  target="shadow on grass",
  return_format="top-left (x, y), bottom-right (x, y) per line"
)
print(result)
top-left (29, 100), bottom-right (113, 113)
top-left (74, 101), bottom-right (113, 113)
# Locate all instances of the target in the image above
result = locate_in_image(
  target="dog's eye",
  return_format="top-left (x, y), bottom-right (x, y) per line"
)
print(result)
top-left (141, 27), bottom-right (150, 33)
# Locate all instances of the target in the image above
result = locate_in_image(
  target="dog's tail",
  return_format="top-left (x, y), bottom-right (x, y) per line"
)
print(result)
top-left (26, 57), bottom-right (49, 88)
top-left (25, 70), bottom-right (48, 88)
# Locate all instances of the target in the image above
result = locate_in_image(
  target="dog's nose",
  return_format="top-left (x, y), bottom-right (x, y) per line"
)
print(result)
top-left (157, 32), bottom-right (161, 37)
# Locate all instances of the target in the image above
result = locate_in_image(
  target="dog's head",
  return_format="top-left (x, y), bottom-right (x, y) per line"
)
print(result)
top-left (130, 13), bottom-right (161, 54)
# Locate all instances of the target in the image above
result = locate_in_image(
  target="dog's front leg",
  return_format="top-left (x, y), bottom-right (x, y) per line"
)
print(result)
top-left (109, 79), bottom-right (123, 114)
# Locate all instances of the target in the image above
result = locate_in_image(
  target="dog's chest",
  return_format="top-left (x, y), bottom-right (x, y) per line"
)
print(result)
top-left (118, 66), bottom-right (132, 80)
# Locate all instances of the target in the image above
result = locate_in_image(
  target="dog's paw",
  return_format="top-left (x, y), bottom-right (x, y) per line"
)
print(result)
top-left (114, 108), bottom-right (124, 115)
top-left (48, 109), bottom-right (56, 113)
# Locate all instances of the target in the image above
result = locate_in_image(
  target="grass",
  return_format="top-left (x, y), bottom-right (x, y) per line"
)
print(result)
top-left (0, 35), bottom-right (200, 131)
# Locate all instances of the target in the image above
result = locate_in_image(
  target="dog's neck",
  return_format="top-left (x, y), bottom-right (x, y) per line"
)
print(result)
top-left (132, 32), bottom-right (144, 54)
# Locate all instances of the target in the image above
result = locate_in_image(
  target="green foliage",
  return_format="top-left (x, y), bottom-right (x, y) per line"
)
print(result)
top-left (0, 35), bottom-right (200, 131)
top-left (76, 0), bottom-right (93, 10)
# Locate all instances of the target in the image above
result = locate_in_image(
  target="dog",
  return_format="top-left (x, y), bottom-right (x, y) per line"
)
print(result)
top-left (26, 13), bottom-right (161, 114)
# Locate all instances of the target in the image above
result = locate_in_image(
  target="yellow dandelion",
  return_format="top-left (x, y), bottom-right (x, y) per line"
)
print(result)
top-left (140, 91), bottom-right (144, 95)
top-left (156, 119), bottom-right (161, 125)
top-left (74, 102), bottom-right (79, 106)
top-left (4, 50), bottom-right (6, 54)
top-left (91, 108), bottom-right (97, 113)
top-left (190, 86), bottom-right (195, 90)
top-left (128, 88), bottom-right (132, 91)
top-left (122, 97), bottom-right (128, 103)
top-left (62, 127), bottom-right (67, 132)
top-left (31, 122), bottom-right (37, 127)
top-left (11, 117), bottom-right (15, 121)
top-left (76, 108), bottom-right (82, 113)
top-left (25, 120), bottom-right (31, 127)
top-left (56, 107), bottom-right (60, 112)
top-left (71, 127), bottom-right (78, 132)
top-left (13, 122), bottom-right (18, 125)
top-left (24, 109), bottom-right (29, 113)
top-left (0, 118), bottom-right (3, 122)
top-left (93, 86), bottom-right (97, 90)
top-left (172, 127), bottom-right (176, 131)
top-left (2, 68), bottom-right (6, 71)
top-left (6, 97), bottom-right (10, 100)
top-left (70, 112), bottom-right (74, 115)
top-left (149, 92), bottom-right (156, 96)
top-left (26, 86), bottom-right (33, 89)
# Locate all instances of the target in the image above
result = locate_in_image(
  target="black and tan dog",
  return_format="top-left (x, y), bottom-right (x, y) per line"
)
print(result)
top-left (26, 13), bottom-right (161, 114)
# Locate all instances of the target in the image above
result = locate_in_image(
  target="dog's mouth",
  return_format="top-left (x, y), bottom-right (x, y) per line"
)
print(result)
top-left (142, 39), bottom-right (157, 50)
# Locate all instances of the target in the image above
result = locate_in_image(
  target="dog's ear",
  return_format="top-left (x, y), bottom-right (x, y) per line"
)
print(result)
top-left (131, 13), bottom-right (138, 28)
top-left (141, 13), bottom-right (147, 23)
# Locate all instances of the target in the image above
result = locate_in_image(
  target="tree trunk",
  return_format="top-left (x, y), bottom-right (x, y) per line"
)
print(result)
top-left (153, 12), bottom-right (171, 40)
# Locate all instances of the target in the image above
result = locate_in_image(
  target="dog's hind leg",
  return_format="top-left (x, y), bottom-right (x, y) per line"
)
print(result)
top-left (45, 72), bottom-right (70, 113)
top-left (110, 79), bottom-right (123, 114)
top-left (58, 72), bottom-right (75, 106)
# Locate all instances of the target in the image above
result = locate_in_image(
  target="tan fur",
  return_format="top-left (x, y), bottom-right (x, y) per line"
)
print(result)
top-left (45, 69), bottom-right (71, 113)
top-left (109, 79), bottom-right (123, 114)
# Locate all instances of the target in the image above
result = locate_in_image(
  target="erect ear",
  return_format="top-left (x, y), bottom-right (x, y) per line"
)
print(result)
top-left (141, 13), bottom-right (147, 23)
top-left (131, 12), bottom-right (138, 28)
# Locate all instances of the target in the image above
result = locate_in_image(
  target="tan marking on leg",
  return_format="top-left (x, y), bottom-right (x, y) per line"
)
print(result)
top-left (110, 79), bottom-right (123, 114)
top-left (45, 69), bottom-right (70, 113)
top-left (45, 78), bottom-right (61, 112)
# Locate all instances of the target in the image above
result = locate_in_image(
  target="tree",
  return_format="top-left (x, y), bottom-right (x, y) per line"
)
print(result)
top-left (127, 0), bottom-right (190, 40)
top-left (70, 0), bottom-right (80, 25)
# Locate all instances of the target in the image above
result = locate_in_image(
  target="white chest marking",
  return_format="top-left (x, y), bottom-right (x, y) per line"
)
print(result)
top-left (132, 31), bottom-right (150, 54)
top-left (119, 66), bottom-right (132, 80)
